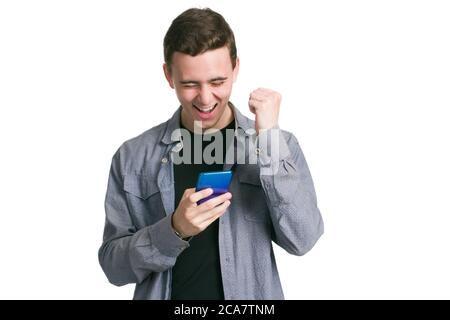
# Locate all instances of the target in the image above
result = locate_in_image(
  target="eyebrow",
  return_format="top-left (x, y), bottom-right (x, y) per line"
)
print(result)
top-left (179, 77), bottom-right (228, 84)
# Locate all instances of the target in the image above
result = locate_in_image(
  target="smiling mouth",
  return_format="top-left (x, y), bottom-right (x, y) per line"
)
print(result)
top-left (193, 103), bottom-right (218, 113)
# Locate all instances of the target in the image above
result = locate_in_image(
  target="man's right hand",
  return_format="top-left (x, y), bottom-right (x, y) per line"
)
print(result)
top-left (171, 188), bottom-right (232, 238)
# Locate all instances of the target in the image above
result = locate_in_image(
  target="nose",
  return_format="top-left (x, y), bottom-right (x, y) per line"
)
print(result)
top-left (197, 85), bottom-right (213, 106)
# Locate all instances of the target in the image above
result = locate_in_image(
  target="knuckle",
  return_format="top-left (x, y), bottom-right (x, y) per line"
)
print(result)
top-left (205, 202), bottom-right (215, 210)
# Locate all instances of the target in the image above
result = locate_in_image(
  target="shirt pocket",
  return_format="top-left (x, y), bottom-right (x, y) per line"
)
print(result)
top-left (237, 170), bottom-right (269, 223)
top-left (123, 174), bottom-right (165, 226)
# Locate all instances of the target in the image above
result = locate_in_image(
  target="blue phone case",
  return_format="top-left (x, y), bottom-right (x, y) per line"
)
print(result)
top-left (195, 170), bottom-right (233, 205)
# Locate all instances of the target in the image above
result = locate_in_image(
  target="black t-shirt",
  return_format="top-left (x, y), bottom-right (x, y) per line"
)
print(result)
top-left (171, 120), bottom-right (235, 300)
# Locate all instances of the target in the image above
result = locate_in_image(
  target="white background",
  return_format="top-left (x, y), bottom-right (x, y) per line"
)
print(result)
top-left (1, 0), bottom-right (449, 299)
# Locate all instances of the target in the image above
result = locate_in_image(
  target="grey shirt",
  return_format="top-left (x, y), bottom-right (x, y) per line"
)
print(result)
top-left (98, 104), bottom-right (324, 299)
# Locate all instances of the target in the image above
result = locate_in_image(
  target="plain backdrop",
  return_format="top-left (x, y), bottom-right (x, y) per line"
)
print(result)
top-left (1, 0), bottom-right (449, 299)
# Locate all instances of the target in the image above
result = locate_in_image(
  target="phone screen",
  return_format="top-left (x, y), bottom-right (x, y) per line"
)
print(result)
top-left (195, 170), bottom-right (233, 205)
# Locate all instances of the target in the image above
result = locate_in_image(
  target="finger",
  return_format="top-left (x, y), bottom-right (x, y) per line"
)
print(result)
top-left (249, 95), bottom-right (265, 102)
top-left (249, 98), bottom-right (264, 112)
top-left (251, 88), bottom-right (271, 98)
top-left (188, 188), bottom-right (214, 204)
top-left (183, 188), bottom-right (196, 199)
top-left (249, 98), bottom-right (263, 106)
top-left (197, 192), bottom-right (232, 212)
top-left (198, 200), bottom-right (231, 224)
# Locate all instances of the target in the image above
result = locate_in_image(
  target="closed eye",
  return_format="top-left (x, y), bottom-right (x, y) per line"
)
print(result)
top-left (181, 83), bottom-right (199, 88)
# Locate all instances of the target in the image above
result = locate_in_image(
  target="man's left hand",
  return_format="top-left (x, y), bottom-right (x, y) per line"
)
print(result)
top-left (248, 88), bottom-right (281, 134)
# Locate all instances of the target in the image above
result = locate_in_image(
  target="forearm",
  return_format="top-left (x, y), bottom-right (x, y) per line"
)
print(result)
top-left (99, 214), bottom-right (189, 286)
top-left (257, 129), bottom-right (324, 255)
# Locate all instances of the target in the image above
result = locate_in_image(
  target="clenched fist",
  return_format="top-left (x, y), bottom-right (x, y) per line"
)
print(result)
top-left (248, 88), bottom-right (281, 134)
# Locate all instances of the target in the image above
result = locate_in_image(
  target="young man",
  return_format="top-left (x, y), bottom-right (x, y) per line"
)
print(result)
top-left (99, 8), bottom-right (324, 300)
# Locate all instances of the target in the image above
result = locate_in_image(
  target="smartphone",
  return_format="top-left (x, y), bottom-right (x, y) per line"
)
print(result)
top-left (195, 170), bottom-right (233, 205)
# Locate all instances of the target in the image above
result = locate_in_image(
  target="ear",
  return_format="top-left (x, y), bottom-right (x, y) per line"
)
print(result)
top-left (232, 57), bottom-right (240, 83)
top-left (163, 63), bottom-right (175, 89)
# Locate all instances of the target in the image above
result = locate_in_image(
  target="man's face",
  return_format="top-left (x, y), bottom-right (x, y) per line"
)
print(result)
top-left (164, 46), bottom-right (239, 131)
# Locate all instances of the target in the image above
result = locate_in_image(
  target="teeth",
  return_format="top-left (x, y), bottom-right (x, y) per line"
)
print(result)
top-left (195, 104), bottom-right (216, 112)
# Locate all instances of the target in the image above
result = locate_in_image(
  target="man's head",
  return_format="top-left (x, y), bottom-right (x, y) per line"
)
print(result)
top-left (163, 8), bottom-right (239, 131)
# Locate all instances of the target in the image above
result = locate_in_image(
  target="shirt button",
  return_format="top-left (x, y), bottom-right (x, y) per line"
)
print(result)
top-left (225, 258), bottom-right (230, 263)
top-left (161, 157), bottom-right (168, 164)
top-left (255, 148), bottom-right (261, 155)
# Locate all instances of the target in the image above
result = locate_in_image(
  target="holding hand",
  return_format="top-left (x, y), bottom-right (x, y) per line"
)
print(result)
top-left (172, 188), bottom-right (232, 238)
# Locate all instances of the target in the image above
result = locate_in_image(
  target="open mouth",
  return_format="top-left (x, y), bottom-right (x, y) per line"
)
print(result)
top-left (193, 103), bottom-right (218, 114)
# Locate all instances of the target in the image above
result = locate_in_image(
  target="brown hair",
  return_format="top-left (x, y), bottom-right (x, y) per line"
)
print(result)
top-left (163, 8), bottom-right (237, 73)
